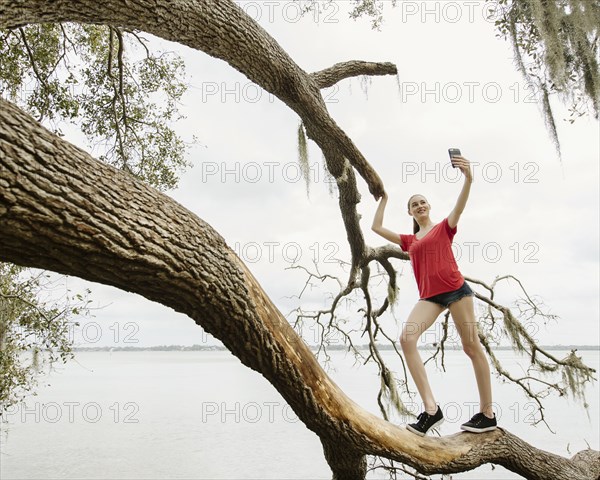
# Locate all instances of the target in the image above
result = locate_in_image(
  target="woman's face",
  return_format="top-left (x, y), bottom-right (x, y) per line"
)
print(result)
top-left (408, 195), bottom-right (430, 219)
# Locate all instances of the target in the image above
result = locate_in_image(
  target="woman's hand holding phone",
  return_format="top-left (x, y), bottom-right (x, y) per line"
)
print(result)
top-left (448, 148), bottom-right (461, 168)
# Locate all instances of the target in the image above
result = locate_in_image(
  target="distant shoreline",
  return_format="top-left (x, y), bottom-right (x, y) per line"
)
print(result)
top-left (72, 344), bottom-right (600, 352)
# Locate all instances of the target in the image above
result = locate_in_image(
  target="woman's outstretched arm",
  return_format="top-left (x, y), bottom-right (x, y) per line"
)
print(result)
top-left (447, 155), bottom-right (473, 229)
top-left (371, 192), bottom-right (402, 244)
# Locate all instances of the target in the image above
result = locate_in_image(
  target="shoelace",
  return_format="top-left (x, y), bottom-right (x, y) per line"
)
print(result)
top-left (470, 413), bottom-right (485, 425)
top-left (416, 412), bottom-right (428, 425)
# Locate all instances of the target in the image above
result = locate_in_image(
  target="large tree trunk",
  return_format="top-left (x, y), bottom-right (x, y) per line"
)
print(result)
top-left (1, 97), bottom-right (599, 480)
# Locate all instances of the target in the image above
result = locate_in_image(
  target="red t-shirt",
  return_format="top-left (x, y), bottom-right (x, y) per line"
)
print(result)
top-left (399, 218), bottom-right (464, 298)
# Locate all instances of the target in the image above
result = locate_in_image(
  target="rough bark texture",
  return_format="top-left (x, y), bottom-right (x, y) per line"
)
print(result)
top-left (1, 1), bottom-right (599, 479)
top-left (311, 60), bottom-right (398, 89)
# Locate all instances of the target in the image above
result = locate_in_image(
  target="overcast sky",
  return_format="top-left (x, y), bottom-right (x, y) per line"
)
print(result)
top-left (58, 1), bottom-right (599, 349)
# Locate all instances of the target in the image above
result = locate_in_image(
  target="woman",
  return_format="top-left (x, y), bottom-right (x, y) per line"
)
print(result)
top-left (371, 155), bottom-right (496, 436)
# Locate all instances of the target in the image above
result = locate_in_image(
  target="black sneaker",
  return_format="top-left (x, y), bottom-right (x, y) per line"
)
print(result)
top-left (406, 406), bottom-right (444, 436)
top-left (460, 412), bottom-right (497, 433)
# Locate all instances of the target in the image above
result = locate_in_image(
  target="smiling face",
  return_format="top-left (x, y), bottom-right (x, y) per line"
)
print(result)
top-left (407, 194), bottom-right (430, 220)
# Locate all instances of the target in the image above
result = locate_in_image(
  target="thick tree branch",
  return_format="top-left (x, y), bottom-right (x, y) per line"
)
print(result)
top-left (310, 60), bottom-right (398, 89)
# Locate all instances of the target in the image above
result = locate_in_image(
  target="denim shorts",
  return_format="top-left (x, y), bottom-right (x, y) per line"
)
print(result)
top-left (420, 281), bottom-right (474, 308)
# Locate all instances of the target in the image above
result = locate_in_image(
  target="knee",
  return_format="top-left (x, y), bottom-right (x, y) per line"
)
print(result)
top-left (462, 341), bottom-right (482, 359)
top-left (400, 333), bottom-right (417, 352)
top-left (400, 322), bottom-right (422, 352)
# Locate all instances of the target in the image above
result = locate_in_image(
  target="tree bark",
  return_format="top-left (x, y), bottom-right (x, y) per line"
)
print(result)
top-left (2, 97), bottom-right (599, 480)
top-left (311, 60), bottom-right (398, 89)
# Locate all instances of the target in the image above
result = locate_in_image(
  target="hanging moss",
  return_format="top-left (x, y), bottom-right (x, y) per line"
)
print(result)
top-left (297, 122), bottom-right (310, 198)
top-left (380, 366), bottom-right (411, 420)
top-left (496, 0), bottom-right (600, 156)
top-left (560, 350), bottom-right (595, 403)
top-left (386, 282), bottom-right (398, 308)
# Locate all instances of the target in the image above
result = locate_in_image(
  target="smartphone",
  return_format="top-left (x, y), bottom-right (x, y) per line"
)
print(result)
top-left (448, 148), bottom-right (461, 168)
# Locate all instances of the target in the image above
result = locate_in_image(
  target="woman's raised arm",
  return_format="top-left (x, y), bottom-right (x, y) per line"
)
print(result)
top-left (447, 155), bottom-right (473, 229)
top-left (372, 192), bottom-right (402, 245)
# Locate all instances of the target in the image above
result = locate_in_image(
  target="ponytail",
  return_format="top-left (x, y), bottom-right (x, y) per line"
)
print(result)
top-left (413, 218), bottom-right (420, 234)
top-left (407, 193), bottom-right (424, 234)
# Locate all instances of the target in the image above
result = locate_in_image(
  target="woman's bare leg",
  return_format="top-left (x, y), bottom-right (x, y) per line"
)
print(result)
top-left (449, 295), bottom-right (494, 417)
top-left (400, 300), bottom-right (445, 414)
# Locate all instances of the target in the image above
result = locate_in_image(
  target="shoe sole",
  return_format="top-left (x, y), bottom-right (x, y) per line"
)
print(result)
top-left (460, 425), bottom-right (497, 433)
top-left (406, 418), bottom-right (444, 436)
